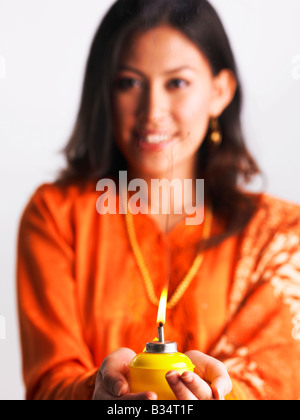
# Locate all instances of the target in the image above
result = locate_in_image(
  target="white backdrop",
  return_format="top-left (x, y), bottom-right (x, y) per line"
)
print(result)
top-left (0, 0), bottom-right (299, 400)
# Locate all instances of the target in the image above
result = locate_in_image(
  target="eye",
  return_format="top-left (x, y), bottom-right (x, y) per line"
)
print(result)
top-left (115, 77), bottom-right (142, 91)
top-left (167, 78), bottom-right (189, 89)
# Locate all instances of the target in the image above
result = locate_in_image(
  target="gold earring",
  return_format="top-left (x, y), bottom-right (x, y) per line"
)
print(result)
top-left (209, 117), bottom-right (222, 145)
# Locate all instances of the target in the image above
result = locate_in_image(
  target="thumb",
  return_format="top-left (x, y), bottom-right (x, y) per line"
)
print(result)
top-left (211, 375), bottom-right (232, 400)
top-left (100, 347), bottom-right (136, 397)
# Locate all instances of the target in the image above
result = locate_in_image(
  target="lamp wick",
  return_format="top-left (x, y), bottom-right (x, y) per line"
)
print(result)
top-left (158, 322), bottom-right (165, 343)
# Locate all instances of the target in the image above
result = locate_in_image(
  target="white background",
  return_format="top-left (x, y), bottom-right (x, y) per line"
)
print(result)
top-left (0, 0), bottom-right (299, 400)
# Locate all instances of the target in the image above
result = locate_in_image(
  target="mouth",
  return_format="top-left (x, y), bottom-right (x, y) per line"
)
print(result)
top-left (136, 130), bottom-right (178, 150)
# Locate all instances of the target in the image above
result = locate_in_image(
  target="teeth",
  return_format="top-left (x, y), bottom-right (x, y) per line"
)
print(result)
top-left (142, 135), bottom-right (170, 144)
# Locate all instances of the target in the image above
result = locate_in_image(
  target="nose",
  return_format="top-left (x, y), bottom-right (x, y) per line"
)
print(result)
top-left (138, 82), bottom-right (168, 126)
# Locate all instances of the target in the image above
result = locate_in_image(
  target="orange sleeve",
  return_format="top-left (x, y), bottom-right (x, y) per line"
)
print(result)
top-left (224, 284), bottom-right (300, 400)
top-left (214, 211), bottom-right (300, 400)
top-left (17, 186), bottom-right (98, 400)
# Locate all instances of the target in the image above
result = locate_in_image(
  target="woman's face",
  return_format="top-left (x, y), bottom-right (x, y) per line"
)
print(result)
top-left (113, 25), bottom-right (231, 178)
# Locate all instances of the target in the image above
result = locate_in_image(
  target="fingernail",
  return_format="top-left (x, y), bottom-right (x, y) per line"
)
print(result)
top-left (113, 380), bottom-right (124, 397)
top-left (166, 371), bottom-right (179, 385)
top-left (147, 392), bottom-right (158, 400)
top-left (214, 387), bottom-right (223, 400)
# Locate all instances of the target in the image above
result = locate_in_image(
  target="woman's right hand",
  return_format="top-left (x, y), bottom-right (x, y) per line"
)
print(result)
top-left (93, 347), bottom-right (157, 400)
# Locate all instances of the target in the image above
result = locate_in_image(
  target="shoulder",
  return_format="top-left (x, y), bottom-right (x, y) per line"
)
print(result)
top-left (28, 180), bottom-right (97, 205)
top-left (245, 193), bottom-right (300, 240)
top-left (237, 193), bottom-right (300, 277)
top-left (23, 180), bottom-right (98, 213)
top-left (236, 193), bottom-right (300, 281)
top-left (19, 180), bottom-right (99, 234)
top-left (258, 193), bottom-right (300, 225)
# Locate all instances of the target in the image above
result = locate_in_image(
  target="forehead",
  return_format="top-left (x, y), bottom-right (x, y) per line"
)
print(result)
top-left (120, 25), bottom-right (210, 72)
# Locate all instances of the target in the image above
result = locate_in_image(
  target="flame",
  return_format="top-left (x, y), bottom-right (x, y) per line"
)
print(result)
top-left (157, 287), bottom-right (168, 325)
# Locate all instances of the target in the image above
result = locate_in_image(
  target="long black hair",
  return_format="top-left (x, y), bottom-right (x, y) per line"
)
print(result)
top-left (58, 0), bottom-right (261, 245)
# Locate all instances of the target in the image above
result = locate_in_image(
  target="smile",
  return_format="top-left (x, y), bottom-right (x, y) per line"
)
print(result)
top-left (141, 134), bottom-right (171, 144)
top-left (136, 130), bottom-right (178, 150)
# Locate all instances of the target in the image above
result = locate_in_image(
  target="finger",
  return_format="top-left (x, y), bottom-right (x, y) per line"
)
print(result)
top-left (100, 348), bottom-right (136, 397)
top-left (166, 371), bottom-right (197, 400)
top-left (166, 371), bottom-right (212, 400)
top-left (180, 370), bottom-right (213, 400)
top-left (119, 392), bottom-right (158, 401)
top-left (94, 384), bottom-right (157, 401)
top-left (185, 351), bottom-right (232, 400)
top-left (202, 358), bottom-right (232, 400)
top-left (210, 375), bottom-right (232, 400)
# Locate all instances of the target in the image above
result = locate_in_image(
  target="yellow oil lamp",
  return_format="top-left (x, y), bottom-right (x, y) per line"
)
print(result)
top-left (129, 288), bottom-right (195, 400)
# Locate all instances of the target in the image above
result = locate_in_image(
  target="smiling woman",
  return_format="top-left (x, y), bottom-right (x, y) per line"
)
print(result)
top-left (59, 0), bottom-right (260, 243)
top-left (17, 0), bottom-right (300, 401)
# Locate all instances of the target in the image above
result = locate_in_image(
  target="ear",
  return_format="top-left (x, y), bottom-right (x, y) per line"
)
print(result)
top-left (209, 69), bottom-right (237, 118)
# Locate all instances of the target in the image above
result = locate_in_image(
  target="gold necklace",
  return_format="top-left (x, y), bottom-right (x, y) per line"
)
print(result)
top-left (124, 195), bottom-right (213, 309)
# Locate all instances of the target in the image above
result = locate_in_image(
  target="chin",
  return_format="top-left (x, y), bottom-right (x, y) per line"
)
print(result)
top-left (138, 160), bottom-right (175, 178)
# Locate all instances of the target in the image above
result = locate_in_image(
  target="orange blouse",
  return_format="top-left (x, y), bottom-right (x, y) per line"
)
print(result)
top-left (17, 181), bottom-right (300, 400)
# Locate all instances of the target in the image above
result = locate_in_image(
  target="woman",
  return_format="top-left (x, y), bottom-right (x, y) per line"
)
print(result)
top-left (17, 0), bottom-right (300, 400)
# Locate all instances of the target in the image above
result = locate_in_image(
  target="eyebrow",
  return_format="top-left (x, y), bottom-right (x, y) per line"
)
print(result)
top-left (118, 65), bottom-right (196, 77)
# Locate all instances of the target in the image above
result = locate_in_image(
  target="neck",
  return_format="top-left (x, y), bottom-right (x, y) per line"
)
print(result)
top-left (126, 159), bottom-right (200, 229)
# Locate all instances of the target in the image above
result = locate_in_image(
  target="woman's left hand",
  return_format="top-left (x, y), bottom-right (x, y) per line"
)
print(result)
top-left (166, 350), bottom-right (232, 400)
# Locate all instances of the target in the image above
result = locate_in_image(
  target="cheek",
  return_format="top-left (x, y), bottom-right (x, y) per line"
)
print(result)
top-left (113, 95), bottom-right (136, 138)
top-left (113, 96), bottom-right (130, 123)
top-left (175, 92), bottom-right (211, 140)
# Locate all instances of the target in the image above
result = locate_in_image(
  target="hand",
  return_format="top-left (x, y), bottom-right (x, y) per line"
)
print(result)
top-left (93, 347), bottom-right (157, 400)
top-left (166, 350), bottom-right (232, 400)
